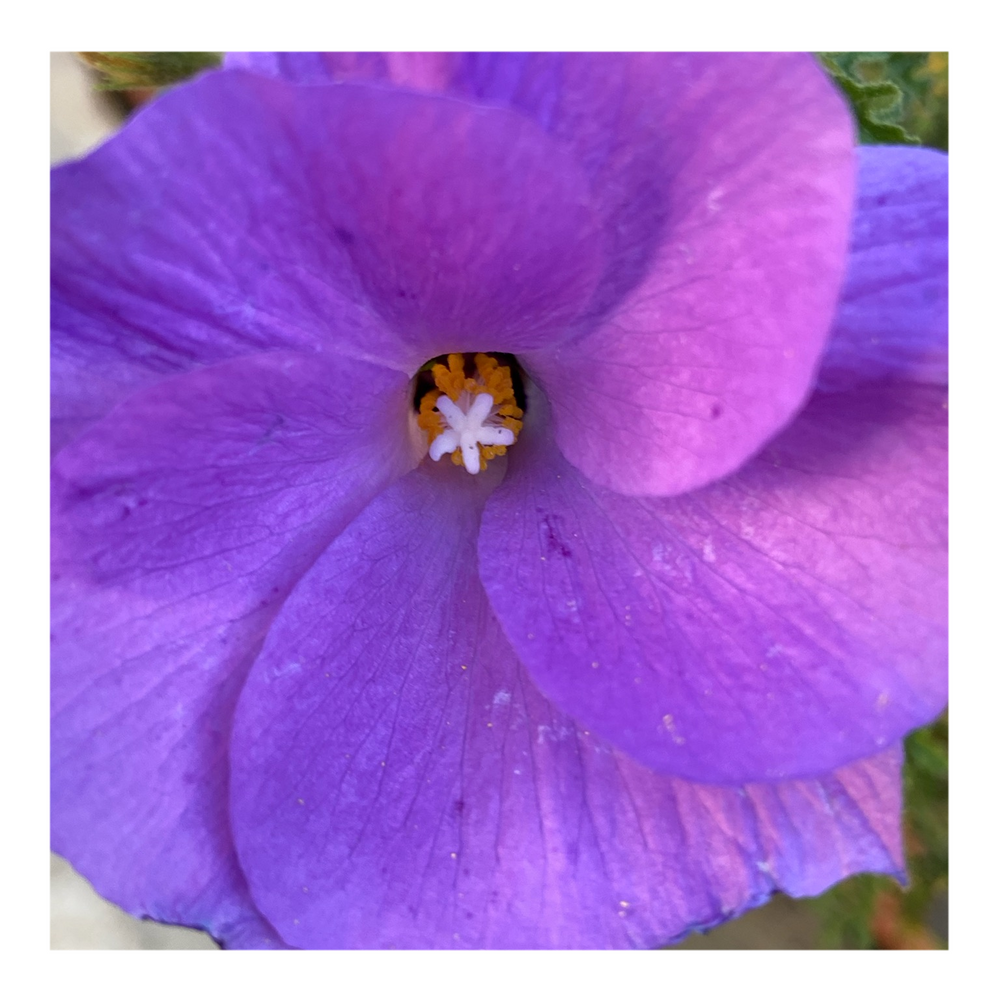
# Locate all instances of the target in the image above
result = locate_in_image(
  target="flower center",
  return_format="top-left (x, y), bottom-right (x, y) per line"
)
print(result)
top-left (416, 353), bottom-right (524, 475)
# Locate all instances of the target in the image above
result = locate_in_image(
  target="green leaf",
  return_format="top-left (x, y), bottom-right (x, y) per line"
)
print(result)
top-left (818, 52), bottom-right (948, 150)
top-left (819, 53), bottom-right (920, 146)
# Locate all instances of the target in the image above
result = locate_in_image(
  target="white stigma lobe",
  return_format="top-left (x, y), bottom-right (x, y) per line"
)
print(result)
top-left (429, 392), bottom-right (515, 474)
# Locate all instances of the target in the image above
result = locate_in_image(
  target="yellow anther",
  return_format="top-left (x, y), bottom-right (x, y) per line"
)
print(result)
top-left (429, 353), bottom-right (468, 402)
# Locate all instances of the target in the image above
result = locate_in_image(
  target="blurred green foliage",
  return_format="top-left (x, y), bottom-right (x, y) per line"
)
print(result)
top-left (79, 52), bottom-right (222, 90)
top-left (819, 52), bottom-right (949, 150)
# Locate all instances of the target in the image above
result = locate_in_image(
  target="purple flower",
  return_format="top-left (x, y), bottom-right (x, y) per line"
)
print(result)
top-left (51, 53), bottom-right (948, 949)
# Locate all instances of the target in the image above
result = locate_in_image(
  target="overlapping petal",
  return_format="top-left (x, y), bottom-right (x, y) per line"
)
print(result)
top-left (480, 383), bottom-right (946, 784)
top-left (819, 145), bottom-right (948, 391)
top-left (51, 351), bottom-right (413, 944)
top-left (230, 462), bottom-right (904, 949)
top-left (232, 53), bottom-right (858, 497)
top-left (52, 69), bottom-right (603, 450)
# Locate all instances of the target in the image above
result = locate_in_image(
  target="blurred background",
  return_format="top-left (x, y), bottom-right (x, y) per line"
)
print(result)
top-left (49, 51), bottom-right (948, 950)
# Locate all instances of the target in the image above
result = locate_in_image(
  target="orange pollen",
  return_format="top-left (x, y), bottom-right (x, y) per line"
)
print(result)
top-left (416, 353), bottom-right (524, 474)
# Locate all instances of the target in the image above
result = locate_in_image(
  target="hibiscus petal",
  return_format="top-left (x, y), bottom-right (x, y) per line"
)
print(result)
top-left (52, 69), bottom-right (602, 450)
top-left (51, 350), bottom-right (413, 947)
top-left (480, 384), bottom-right (946, 784)
top-left (230, 463), bottom-right (903, 949)
top-left (818, 145), bottom-right (948, 391)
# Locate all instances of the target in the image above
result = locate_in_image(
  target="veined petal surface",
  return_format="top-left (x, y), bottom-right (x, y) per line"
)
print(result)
top-left (819, 145), bottom-right (948, 391)
top-left (480, 384), bottom-right (946, 784)
top-left (51, 351), bottom-right (413, 945)
top-left (52, 69), bottom-right (602, 449)
top-left (230, 464), bottom-right (904, 949)
top-left (52, 73), bottom-right (383, 449)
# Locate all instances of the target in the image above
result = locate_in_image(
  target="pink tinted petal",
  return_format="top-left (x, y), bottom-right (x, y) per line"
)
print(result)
top-left (51, 351), bottom-right (413, 947)
top-left (231, 463), bottom-right (903, 948)
top-left (516, 54), bottom-right (855, 496)
top-left (480, 384), bottom-right (946, 784)
top-left (818, 146), bottom-right (948, 391)
top-left (52, 70), bottom-right (601, 450)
